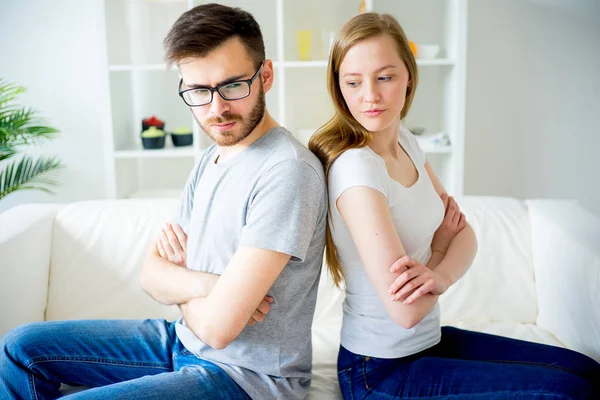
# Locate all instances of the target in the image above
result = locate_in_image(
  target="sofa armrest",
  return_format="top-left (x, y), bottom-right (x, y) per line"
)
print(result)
top-left (527, 199), bottom-right (600, 362)
top-left (0, 203), bottom-right (62, 336)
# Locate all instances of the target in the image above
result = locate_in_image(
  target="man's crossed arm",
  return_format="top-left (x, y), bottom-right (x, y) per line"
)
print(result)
top-left (140, 223), bottom-right (280, 348)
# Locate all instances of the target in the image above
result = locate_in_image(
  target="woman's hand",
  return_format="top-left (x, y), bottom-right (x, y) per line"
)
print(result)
top-left (156, 223), bottom-right (187, 267)
top-left (388, 256), bottom-right (450, 304)
top-left (431, 194), bottom-right (465, 254)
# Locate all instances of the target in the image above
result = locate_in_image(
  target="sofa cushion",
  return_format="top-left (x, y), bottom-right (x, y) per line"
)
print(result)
top-left (439, 196), bottom-right (538, 325)
top-left (527, 199), bottom-right (600, 362)
top-left (45, 199), bottom-right (180, 322)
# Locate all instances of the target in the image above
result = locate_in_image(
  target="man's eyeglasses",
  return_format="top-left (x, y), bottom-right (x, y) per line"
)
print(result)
top-left (178, 62), bottom-right (264, 107)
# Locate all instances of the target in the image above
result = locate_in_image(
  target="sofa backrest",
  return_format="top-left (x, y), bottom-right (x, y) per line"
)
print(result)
top-left (438, 196), bottom-right (537, 325)
top-left (45, 199), bottom-right (180, 321)
top-left (45, 196), bottom-right (538, 330)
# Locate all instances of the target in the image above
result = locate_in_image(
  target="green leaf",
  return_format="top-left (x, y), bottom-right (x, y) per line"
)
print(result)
top-left (0, 80), bottom-right (26, 109)
top-left (0, 78), bottom-right (62, 200)
top-left (0, 155), bottom-right (62, 200)
top-left (0, 146), bottom-right (15, 162)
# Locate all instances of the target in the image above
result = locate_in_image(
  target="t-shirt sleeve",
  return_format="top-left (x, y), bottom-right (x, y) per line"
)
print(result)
top-left (401, 125), bottom-right (427, 166)
top-left (328, 148), bottom-right (387, 214)
top-left (239, 160), bottom-right (325, 262)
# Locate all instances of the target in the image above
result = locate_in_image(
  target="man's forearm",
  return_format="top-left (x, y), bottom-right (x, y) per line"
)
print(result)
top-left (434, 224), bottom-right (477, 288)
top-left (179, 297), bottom-right (225, 349)
top-left (140, 252), bottom-right (218, 305)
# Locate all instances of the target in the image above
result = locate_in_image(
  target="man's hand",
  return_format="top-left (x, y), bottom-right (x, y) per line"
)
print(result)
top-left (431, 194), bottom-right (465, 254)
top-left (156, 223), bottom-right (187, 267)
top-left (388, 256), bottom-right (450, 305)
top-left (159, 223), bottom-right (274, 328)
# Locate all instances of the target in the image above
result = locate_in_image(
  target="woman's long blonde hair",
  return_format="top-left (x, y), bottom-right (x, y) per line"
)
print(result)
top-left (308, 13), bottom-right (419, 287)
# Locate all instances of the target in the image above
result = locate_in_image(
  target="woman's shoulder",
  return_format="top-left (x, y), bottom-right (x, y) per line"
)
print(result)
top-left (331, 146), bottom-right (381, 172)
top-left (328, 146), bottom-right (387, 199)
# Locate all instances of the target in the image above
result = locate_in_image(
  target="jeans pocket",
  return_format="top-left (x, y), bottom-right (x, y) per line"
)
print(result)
top-left (362, 356), bottom-right (398, 391)
top-left (337, 367), bottom-right (355, 400)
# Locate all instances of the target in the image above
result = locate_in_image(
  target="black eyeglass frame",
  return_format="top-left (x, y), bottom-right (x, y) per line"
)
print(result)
top-left (178, 62), bottom-right (264, 107)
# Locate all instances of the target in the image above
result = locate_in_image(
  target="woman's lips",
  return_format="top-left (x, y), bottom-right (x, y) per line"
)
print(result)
top-left (364, 109), bottom-right (385, 117)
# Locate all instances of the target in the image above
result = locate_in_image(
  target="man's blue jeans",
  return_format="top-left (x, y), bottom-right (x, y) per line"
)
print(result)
top-left (0, 319), bottom-right (251, 400)
top-left (338, 326), bottom-right (600, 399)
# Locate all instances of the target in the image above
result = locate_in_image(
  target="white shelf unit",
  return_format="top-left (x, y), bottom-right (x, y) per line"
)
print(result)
top-left (102, 0), bottom-right (467, 198)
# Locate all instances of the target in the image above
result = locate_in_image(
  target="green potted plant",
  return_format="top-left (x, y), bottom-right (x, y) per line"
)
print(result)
top-left (171, 126), bottom-right (193, 147)
top-left (0, 79), bottom-right (62, 201)
top-left (141, 115), bottom-right (166, 149)
top-left (141, 126), bottom-right (166, 149)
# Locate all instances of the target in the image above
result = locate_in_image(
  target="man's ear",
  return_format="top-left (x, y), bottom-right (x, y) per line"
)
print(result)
top-left (261, 59), bottom-right (275, 93)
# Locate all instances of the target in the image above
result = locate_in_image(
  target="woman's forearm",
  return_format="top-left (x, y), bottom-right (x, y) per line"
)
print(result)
top-left (434, 223), bottom-right (478, 288)
top-left (427, 249), bottom-right (446, 270)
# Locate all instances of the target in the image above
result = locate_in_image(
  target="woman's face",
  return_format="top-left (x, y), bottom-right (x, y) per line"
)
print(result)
top-left (338, 34), bottom-right (410, 134)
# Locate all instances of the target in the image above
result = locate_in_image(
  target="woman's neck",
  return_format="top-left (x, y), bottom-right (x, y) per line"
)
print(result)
top-left (368, 119), bottom-right (402, 160)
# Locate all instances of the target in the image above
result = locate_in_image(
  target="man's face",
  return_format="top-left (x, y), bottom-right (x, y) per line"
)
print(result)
top-left (178, 38), bottom-right (271, 146)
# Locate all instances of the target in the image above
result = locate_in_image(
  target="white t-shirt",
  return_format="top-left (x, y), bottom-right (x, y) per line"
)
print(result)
top-left (328, 125), bottom-right (445, 358)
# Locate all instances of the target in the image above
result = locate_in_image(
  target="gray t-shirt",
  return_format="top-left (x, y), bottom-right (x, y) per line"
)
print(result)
top-left (173, 127), bottom-right (327, 400)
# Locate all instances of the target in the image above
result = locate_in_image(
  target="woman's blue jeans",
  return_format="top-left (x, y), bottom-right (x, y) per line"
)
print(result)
top-left (0, 319), bottom-right (251, 400)
top-left (337, 326), bottom-right (600, 399)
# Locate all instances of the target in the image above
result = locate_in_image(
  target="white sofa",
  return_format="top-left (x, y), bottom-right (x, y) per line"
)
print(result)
top-left (1, 195), bottom-right (599, 399)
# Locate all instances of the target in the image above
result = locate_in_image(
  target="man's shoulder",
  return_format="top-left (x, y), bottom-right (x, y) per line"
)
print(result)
top-left (260, 127), bottom-right (325, 181)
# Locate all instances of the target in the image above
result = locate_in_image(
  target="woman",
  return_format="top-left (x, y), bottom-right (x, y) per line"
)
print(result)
top-left (309, 12), bottom-right (599, 399)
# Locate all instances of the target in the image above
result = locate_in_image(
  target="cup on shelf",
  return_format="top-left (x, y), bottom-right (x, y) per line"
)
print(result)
top-left (296, 30), bottom-right (313, 61)
top-left (415, 44), bottom-right (440, 59)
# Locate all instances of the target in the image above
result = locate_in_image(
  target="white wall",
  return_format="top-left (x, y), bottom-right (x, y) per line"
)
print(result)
top-left (0, 0), bottom-right (108, 213)
top-left (2, 0), bottom-right (599, 215)
top-left (465, 0), bottom-right (600, 215)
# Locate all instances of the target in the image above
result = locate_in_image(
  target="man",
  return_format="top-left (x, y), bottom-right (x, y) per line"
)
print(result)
top-left (0, 4), bottom-right (327, 399)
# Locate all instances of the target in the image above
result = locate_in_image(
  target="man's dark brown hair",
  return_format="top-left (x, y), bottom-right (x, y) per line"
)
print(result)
top-left (164, 3), bottom-right (265, 69)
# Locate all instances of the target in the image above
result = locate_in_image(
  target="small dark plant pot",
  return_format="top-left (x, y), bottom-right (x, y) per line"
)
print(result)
top-left (141, 136), bottom-right (166, 149)
top-left (171, 133), bottom-right (193, 147)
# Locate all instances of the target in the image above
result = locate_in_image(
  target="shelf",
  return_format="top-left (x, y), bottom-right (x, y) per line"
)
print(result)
top-left (109, 58), bottom-right (455, 72)
top-left (417, 58), bottom-right (455, 66)
top-left (103, 0), bottom-right (467, 197)
top-left (420, 144), bottom-right (452, 154)
top-left (109, 64), bottom-right (174, 72)
top-left (415, 136), bottom-right (453, 154)
top-left (274, 59), bottom-right (454, 68)
top-left (128, 189), bottom-right (183, 199)
top-left (113, 142), bottom-right (199, 159)
top-left (274, 61), bottom-right (328, 68)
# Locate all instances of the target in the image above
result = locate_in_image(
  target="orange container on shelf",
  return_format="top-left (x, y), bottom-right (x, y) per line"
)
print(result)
top-left (359, 0), bottom-right (366, 13)
top-left (408, 40), bottom-right (418, 57)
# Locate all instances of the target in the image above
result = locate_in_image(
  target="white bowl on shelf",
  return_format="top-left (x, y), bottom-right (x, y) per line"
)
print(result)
top-left (416, 44), bottom-right (440, 59)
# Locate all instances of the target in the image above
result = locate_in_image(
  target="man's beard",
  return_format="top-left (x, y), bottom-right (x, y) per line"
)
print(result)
top-left (198, 89), bottom-right (266, 147)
